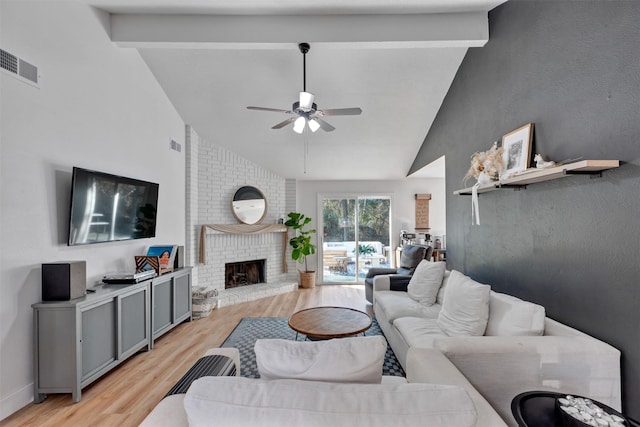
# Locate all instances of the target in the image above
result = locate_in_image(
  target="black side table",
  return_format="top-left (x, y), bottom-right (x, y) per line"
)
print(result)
top-left (511, 391), bottom-right (628, 427)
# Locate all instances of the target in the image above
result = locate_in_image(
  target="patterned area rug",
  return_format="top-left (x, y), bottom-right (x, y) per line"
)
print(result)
top-left (221, 317), bottom-right (405, 378)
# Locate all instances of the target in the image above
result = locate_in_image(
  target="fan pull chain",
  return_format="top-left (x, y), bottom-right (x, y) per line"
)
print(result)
top-left (303, 129), bottom-right (309, 174)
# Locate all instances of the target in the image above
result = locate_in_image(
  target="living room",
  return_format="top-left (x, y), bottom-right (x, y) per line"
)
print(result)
top-left (1, 0), bottom-right (638, 426)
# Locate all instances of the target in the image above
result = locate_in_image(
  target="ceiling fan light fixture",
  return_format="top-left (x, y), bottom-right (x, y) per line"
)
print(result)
top-left (246, 42), bottom-right (362, 134)
top-left (299, 91), bottom-right (314, 110)
top-left (293, 116), bottom-right (306, 134)
top-left (308, 118), bottom-right (320, 132)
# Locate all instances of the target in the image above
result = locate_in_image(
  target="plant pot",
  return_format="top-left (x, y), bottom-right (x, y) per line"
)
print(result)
top-left (298, 271), bottom-right (316, 289)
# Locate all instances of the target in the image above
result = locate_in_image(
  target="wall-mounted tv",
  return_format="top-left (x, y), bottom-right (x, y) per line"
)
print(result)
top-left (68, 167), bottom-right (159, 246)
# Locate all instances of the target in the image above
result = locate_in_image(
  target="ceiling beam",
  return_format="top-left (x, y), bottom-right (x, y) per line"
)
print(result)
top-left (110, 13), bottom-right (488, 49)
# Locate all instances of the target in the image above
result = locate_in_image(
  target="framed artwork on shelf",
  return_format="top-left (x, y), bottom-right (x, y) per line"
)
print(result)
top-left (501, 123), bottom-right (534, 179)
top-left (135, 255), bottom-right (160, 275)
top-left (146, 245), bottom-right (178, 274)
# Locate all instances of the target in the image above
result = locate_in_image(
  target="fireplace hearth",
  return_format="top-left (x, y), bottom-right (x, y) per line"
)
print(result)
top-left (225, 259), bottom-right (266, 289)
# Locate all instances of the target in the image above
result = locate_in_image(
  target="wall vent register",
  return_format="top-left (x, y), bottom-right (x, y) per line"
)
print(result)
top-left (0, 48), bottom-right (39, 86)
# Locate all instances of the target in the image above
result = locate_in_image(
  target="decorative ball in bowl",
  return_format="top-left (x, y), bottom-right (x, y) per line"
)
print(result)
top-left (555, 394), bottom-right (628, 427)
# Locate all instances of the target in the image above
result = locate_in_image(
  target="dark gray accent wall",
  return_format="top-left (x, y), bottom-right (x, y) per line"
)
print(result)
top-left (410, 0), bottom-right (640, 420)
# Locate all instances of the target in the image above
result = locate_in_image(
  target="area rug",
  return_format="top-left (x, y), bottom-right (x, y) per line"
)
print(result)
top-left (221, 317), bottom-right (405, 378)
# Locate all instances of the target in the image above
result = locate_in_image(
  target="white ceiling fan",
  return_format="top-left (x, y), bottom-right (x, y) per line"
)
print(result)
top-left (247, 43), bottom-right (362, 133)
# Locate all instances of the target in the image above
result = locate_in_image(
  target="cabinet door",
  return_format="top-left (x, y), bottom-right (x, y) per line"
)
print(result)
top-left (120, 287), bottom-right (149, 357)
top-left (174, 273), bottom-right (191, 321)
top-left (81, 300), bottom-right (116, 379)
top-left (153, 278), bottom-right (172, 336)
top-left (35, 309), bottom-right (76, 390)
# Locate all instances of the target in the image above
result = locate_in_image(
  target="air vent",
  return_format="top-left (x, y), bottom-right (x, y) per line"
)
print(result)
top-left (1, 48), bottom-right (39, 86)
top-left (1, 49), bottom-right (18, 74)
top-left (170, 139), bottom-right (182, 152)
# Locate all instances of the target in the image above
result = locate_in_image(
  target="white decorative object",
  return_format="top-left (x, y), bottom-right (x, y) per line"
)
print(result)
top-left (464, 142), bottom-right (504, 185)
top-left (477, 171), bottom-right (492, 184)
top-left (557, 394), bottom-right (627, 427)
top-left (471, 183), bottom-right (481, 225)
top-left (534, 153), bottom-right (557, 169)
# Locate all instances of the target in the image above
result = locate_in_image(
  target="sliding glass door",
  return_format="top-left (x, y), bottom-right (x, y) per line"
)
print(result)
top-left (320, 195), bottom-right (391, 284)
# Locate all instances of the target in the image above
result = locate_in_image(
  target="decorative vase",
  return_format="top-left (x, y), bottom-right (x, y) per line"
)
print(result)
top-left (298, 271), bottom-right (316, 289)
top-left (477, 171), bottom-right (492, 184)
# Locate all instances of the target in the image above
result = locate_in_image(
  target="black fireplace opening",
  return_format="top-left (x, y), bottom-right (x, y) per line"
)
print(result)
top-left (225, 259), bottom-right (266, 289)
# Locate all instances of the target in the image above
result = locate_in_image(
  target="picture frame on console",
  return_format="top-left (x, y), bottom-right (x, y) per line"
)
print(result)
top-left (146, 245), bottom-right (178, 274)
top-left (135, 255), bottom-right (160, 275)
top-left (501, 123), bottom-right (534, 179)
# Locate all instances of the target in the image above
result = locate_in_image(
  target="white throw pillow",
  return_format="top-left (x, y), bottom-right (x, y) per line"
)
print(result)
top-left (436, 270), bottom-right (451, 305)
top-left (184, 377), bottom-right (477, 427)
top-left (437, 270), bottom-right (490, 336)
top-left (407, 260), bottom-right (446, 306)
top-left (485, 291), bottom-right (546, 336)
top-left (255, 336), bottom-right (386, 384)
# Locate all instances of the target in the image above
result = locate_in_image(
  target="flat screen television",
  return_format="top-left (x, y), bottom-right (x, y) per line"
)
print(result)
top-left (68, 167), bottom-right (159, 246)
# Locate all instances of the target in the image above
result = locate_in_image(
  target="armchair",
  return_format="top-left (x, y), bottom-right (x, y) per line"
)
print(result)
top-left (364, 244), bottom-right (433, 303)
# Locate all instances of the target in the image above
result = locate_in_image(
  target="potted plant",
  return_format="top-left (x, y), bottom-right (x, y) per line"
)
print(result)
top-left (357, 244), bottom-right (375, 256)
top-left (285, 212), bottom-right (317, 288)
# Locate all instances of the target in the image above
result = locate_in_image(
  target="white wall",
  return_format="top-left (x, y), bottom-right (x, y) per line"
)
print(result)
top-left (0, 1), bottom-right (185, 419)
top-left (296, 178), bottom-right (446, 272)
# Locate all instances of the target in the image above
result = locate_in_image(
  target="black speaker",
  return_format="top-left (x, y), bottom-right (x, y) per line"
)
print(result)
top-left (42, 261), bottom-right (86, 301)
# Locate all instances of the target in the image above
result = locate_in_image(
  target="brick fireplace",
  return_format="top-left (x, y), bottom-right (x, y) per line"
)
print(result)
top-left (185, 126), bottom-right (298, 308)
top-left (225, 259), bottom-right (265, 289)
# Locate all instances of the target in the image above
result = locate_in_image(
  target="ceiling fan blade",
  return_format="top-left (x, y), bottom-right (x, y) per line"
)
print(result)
top-left (247, 106), bottom-right (290, 113)
top-left (272, 117), bottom-right (296, 129)
top-left (318, 107), bottom-right (362, 116)
top-left (313, 116), bottom-right (336, 132)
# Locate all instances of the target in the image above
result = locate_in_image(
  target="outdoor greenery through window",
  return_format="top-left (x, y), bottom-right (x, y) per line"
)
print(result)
top-left (321, 196), bottom-right (391, 283)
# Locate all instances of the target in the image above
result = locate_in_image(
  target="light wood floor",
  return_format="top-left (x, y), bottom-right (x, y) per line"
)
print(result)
top-left (1, 284), bottom-right (371, 427)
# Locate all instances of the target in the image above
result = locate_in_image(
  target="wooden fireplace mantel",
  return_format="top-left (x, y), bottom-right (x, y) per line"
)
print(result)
top-left (199, 224), bottom-right (288, 273)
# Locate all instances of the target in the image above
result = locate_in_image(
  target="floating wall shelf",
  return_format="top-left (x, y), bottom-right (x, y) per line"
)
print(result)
top-left (453, 160), bottom-right (620, 196)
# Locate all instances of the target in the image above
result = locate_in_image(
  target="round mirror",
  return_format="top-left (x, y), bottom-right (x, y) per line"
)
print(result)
top-left (231, 186), bottom-right (267, 225)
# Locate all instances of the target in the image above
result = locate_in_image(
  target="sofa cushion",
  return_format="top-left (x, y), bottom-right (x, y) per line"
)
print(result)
top-left (393, 316), bottom-right (447, 348)
top-left (255, 336), bottom-right (386, 384)
top-left (183, 376), bottom-right (477, 427)
top-left (436, 270), bottom-right (451, 305)
top-left (485, 292), bottom-right (546, 336)
top-left (375, 290), bottom-right (442, 322)
top-left (437, 270), bottom-right (490, 336)
top-left (407, 260), bottom-right (446, 305)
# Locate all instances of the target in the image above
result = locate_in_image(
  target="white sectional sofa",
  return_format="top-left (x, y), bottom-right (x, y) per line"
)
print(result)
top-left (373, 263), bottom-right (622, 426)
top-left (141, 339), bottom-right (507, 427)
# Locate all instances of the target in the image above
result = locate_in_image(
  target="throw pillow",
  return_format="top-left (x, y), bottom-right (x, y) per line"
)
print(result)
top-left (485, 292), bottom-right (546, 336)
top-left (437, 270), bottom-right (490, 336)
top-left (407, 260), bottom-right (446, 305)
top-left (436, 270), bottom-right (451, 305)
top-left (184, 377), bottom-right (477, 427)
top-left (255, 335), bottom-right (386, 384)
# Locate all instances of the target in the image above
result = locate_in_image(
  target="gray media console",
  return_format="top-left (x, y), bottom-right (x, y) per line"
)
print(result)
top-left (32, 267), bottom-right (192, 403)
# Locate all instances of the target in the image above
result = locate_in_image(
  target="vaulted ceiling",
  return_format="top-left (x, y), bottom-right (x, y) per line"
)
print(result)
top-left (87, 0), bottom-right (506, 180)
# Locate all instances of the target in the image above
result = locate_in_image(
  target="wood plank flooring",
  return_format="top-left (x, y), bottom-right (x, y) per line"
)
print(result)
top-left (0, 284), bottom-right (370, 427)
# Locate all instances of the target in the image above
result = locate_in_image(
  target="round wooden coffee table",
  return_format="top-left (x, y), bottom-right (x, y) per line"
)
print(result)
top-left (288, 306), bottom-right (372, 340)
